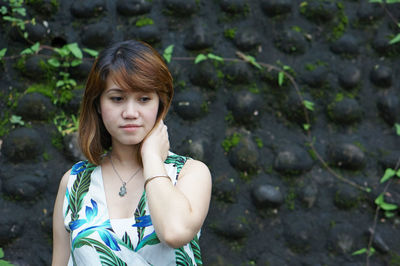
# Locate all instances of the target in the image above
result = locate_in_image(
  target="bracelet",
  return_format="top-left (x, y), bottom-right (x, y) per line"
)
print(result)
top-left (144, 175), bottom-right (171, 189)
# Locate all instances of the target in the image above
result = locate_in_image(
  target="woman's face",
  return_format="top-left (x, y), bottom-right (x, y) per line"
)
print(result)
top-left (99, 76), bottom-right (160, 147)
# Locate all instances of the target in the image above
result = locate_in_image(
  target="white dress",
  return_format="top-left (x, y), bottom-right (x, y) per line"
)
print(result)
top-left (63, 152), bottom-right (202, 266)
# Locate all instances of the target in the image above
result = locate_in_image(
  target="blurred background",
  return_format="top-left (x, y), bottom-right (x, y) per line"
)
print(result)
top-left (0, 0), bottom-right (400, 265)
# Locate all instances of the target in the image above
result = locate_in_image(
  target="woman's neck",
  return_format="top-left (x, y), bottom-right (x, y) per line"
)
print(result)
top-left (109, 142), bottom-right (140, 168)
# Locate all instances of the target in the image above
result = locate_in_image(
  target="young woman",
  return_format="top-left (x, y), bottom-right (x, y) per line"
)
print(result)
top-left (52, 40), bottom-right (212, 265)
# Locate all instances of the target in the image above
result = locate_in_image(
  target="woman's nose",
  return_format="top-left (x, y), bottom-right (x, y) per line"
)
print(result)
top-left (122, 100), bottom-right (139, 119)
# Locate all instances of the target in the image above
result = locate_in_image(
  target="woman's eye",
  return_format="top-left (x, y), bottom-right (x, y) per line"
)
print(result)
top-left (111, 96), bottom-right (123, 102)
top-left (139, 96), bottom-right (151, 103)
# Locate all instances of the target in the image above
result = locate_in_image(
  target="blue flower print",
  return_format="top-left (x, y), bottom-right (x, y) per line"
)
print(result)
top-left (132, 215), bottom-right (152, 228)
top-left (71, 161), bottom-right (87, 175)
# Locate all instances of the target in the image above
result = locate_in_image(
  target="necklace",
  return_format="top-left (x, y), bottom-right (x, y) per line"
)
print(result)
top-left (109, 154), bottom-right (141, 197)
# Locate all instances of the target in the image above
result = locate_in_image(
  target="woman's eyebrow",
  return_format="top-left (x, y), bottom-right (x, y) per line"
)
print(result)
top-left (105, 87), bottom-right (125, 93)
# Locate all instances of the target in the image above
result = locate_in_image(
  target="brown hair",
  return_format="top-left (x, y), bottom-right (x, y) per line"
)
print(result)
top-left (79, 40), bottom-right (173, 165)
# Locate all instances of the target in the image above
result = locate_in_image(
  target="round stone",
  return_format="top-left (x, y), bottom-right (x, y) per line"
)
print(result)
top-left (81, 22), bottom-right (113, 48)
top-left (25, 22), bottom-right (47, 43)
top-left (260, 0), bottom-right (291, 17)
top-left (357, 2), bottom-right (384, 23)
top-left (63, 132), bottom-right (87, 162)
top-left (300, 182), bottom-right (318, 208)
top-left (162, 0), bottom-right (197, 16)
top-left (2, 128), bottom-right (44, 163)
top-left (0, 202), bottom-right (24, 245)
top-left (184, 22), bottom-right (213, 50)
top-left (228, 135), bottom-right (259, 173)
top-left (15, 92), bottom-right (56, 122)
top-left (211, 171), bottom-right (238, 203)
top-left (116, 0), bottom-right (151, 16)
top-left (328, 143), bottom-right (365, 170)
top-left (338, 65), bottom-right (361, 89)
top-left (327, 224), bottom-right (357, 254)
top-left (132, 25), bottom-right (161, 45)
top-left (173, 87), bottom-right (206, 120)
top-left (252, 184), bottom-right (284, 208)
top-left (224, 62), bottom-right (252, 84)
top-left (2, 172), bottom-right (47, 201)
top-left (274, 145), bottom-right (313, 175)
top-left (376, 91), bottom-right (400, 126)
top-left (328, 98), bottom-right (363, 124)
top-left (220, 0), bottom-right (247, 13)
top-left (189, 61), bottom-right (220, 89)
top-left (330, 34), bottom-right (359, 56)
top-left (301, 0), bottom-right (337, 22)
top-left (212, 205), bottom-right (249, 239)
top-left (180, 136), bottom-right (212, 163)
top-left (283, 214), bottom-right (317, 253)
top-left (284, 92), bottom-right (314, 125)
top-left (226, 90), bottom-right (261, 126)
top-left (302, 66), bottom-right (328, 88)
top-left (274, 29), bottom-right (306, 54)
top-left (234, 29), bottom-right (260, 51)
top-left (370, 65), bottom-right (392, 88)
top-left (71, 0), bottom-right (105, 18)
top-left (333, 184), bottom-right (360, 210)
top-left (21, 55), bottom-right (48, 80)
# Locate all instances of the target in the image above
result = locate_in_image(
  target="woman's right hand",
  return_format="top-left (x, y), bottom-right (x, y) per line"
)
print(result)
top-left (140, 120), bottom-right (170, 164)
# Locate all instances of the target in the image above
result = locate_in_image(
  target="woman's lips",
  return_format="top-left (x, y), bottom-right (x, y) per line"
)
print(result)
top-left (120, 124), bottom-right (141, 131)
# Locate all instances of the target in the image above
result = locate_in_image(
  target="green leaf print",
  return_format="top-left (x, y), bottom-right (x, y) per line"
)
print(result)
top-left (190, 235), bottom-right (202, 266)
top-left (135, 231), bottom-right (160, 251)
top-left (69, 163), bottom-right (96, 221)
top-left (175, 247), bottom-right (194, 266)
top-left (79, 238), bottom-right (127, 266)
top-left (134, 191), bottom-right (147, 244)
top-left (164, 154), bottom-right (188, 177)
top-left (122, 232), bottom-right (134, 251)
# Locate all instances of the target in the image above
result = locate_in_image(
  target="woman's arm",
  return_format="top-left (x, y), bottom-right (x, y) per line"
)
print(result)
top-left (141, 122), bottom-right (212, 248)
top-left (52, 169), bottom-right (71, 266)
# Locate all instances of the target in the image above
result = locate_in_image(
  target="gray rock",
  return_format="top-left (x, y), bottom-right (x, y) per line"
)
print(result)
top-left (274, 29), bottom-right (307, 54)
top-left (173, 87), bottom-right (206, 120)
top-left (274, 145), bottom-right (313, 175)
top-left (334, 184), bottom-right (360, 210)
top-left (328, 142), bottom-right (365, 170)
top-left (300, 182), bottom-right (318, 208)
top-left (220, 0), bottom-right (247, 14)
top-left (328, 98), bottom-right (363, 124)
top-left (116, 0), bottom-right (151, 16)
top-left (328, 224), bottom-right (357, 254)
top-left (2, 128), bottom-right (44, 163)
top-left (338, 65), bottom-right (361, 89)
top-left (260, 0), bottom-right (291, 17)
top-left (376, 90), bottom-right (400, 126)
top-left (234, 29), bottom-right (260, 51)
top-left (370, 65), bottom-right (392, 88)
top-left (81, 22), bottom-right (113, 48)
top-left (63, 132), bottom-right (86, 162)
top-left (2, 171), bottom-right (47, 200)
top-left (228, 135), bottom-right (259, 173)
top-left (163, 0), bottom-right (197, 16)
top-left (71, 0), bottom-right (105, 18)
top-left (330, 34), bottom-right (360, 55)
top-left (301, 0), bottom-right (337, 22)
top-left (227, 90), bottom-right (261, 127)
top-left (184, 22), bottom-right (213, 50)
top-left (189, 61), bottom-right (220, 89)
top-left (15, 92), bottom-right (55, 122)
top-left (252, 184), bottom-right (284, 208)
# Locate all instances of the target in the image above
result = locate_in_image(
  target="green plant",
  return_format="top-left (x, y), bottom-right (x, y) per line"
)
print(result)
top-left (221, 133), bottom-right (242, 152)
top-left (135, 17), bottom-right (154, 27)
top-left (9, 115), bottom-right (24, 126)
top-left (1, 0), bottom-right (35, 40)
top-left (194, 53), bottom-right (224, 64)
top-left (224, 28), bottom-right (237, 39)
top-left (0, 248), bottom-right (14, 266)
top-left (163, 44), bottom-right (174, 63)
top-left (53, 111), bottom-right (79, 136)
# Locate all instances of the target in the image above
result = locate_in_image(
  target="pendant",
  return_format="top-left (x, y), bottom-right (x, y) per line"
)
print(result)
top-left (119, 182), bottom-right (127, 197)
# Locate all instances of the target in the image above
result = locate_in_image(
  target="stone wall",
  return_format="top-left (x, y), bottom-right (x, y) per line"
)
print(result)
top-left (0, 0), bottom-right (400, 265)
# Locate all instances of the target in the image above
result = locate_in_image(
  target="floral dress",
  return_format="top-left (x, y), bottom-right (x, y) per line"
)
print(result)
top-left (63, 152), bottom-right (202, 266)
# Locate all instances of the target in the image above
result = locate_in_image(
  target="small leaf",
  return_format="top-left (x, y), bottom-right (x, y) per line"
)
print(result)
top-left (368, 0), bottom-right (382, 2)
top-left (385, 211), bottom-right (395, 218)
top-left (389, 33), bottom-right (400, 45)
top-left (303, 100), bottom-right (314, 111)
top-left (380, 168), bottom-right (396, 183)
top-left (194, 54), bottom-right (207, 64)
top-left (278, 72), bottom-right (284, 86)
top-left (386, 0), bottom-right (400, 3)
top-left (207, 53), bottom-right (224, 62)
top-left (303, 124), bottom-right (310, 130)
top-left (71, 59), bottom-right (82, 67)
top-left (395, 123), bottom-right (400, 136)
top-left (162, 44), bottom-right (174, 63)
top-left (0, 6), bottom-right (7, 15)
top-left (66, 43), bottom-right (83, 59)
top-left (380, 202), bottom-right (398, 211)
top-left (10, 115), bottom-right (24, 126)
top-left (31, 42), bottom-right (40, 53)
top-left (83, 48), bottom-right (98, 57)
top-left (0, 248), bottom-right (4, 258)
top-left (0, 48), bottom-right (7, 59)
top-left (352, 248), bottom-right (367, 256)
top-left (49, 58), bottom-right (62, 67)
top-left (56, 80), bottom-right (65, 87)
top-left (245, 55), bottom-right (262, 69)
